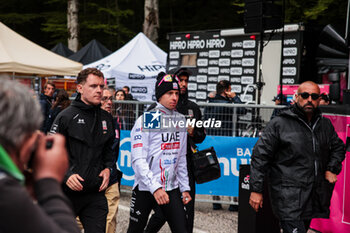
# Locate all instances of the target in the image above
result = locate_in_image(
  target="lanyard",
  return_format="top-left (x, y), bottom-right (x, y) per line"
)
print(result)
top-left (0, 145), bottom-right (24, 184)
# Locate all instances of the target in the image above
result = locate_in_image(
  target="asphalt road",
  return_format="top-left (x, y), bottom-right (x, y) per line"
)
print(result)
top-left (115, 188), bottom-right (238, 233)
top-left (114, 186), bottom-right (317, 233)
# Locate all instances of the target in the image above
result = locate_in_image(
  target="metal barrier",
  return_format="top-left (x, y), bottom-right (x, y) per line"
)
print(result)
top-left (111, 100), bottom-right (286, 204)
top-left (67, 98), bottom-right (285, 204)
top-left (110, 100), bottom-right (286, 137)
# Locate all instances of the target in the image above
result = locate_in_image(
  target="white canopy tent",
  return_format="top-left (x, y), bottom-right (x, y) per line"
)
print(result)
top-left (85, 32), bottom-right (167, 101)
top-left (0, 22), bottom-right (82, 76)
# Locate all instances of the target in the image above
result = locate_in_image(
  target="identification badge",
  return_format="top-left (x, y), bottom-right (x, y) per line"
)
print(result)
top-left (102, 120), bottom-right (107, 130)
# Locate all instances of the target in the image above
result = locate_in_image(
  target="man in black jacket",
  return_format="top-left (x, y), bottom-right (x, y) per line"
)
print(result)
top-left (50, 68), bottom-right (115, 233)
top-left (0, 78), bottom-right (79, 233)
top-left (249, 81), bottom-right (345, 233)
top-left (144, 68), bottom-right (206, 233)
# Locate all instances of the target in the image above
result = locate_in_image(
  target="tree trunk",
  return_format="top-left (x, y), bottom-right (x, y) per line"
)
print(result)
top-left (116, 0), bottom-right (121, 48)
top-left (67, 0), bottom-right (79, 52)
top-left (143, 0), bottom-right (159, 44)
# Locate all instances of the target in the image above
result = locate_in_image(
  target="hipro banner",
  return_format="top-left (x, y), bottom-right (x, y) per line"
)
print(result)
top-left (117, 130), bottom-right (258, 197)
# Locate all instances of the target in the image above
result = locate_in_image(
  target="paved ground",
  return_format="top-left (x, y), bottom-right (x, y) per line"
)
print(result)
top-left (116, 187), bottom-right (238, 233)
top-left (115, 186), bottom-right (318, 233)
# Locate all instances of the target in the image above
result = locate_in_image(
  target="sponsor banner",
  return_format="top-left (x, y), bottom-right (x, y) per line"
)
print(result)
top-left (115, 79), bottom-right (156, 101)
top-left (198, 84), bottom-right (207, 90)
top-left (209, 50), bottom-right (220, 58)
top-left (311, 115), bottom-right (350, 232)
top-left (241, 94), bottom-right (253, 102)
top-left (231, 85), bottom-right (242, 93)
top-left (128, 73), bottom-right (145, 80)
top-left (277, 84), bottom-right (330, 95)
top-left (196, 136), bottom-right (258, 196)
top-left (196, 91), bottom-right (207, 100)
top-left (231, 77), bottom-right (241, 83)
top-left (118, 130), bottom-right (134, 187)
top-left (208, 76), bottom-right (218, 82)
top-left (118, 130), bottom-right (258, 197)
top-left (231, 49), bottom-right (244, 58)
top-left (131, 86), bottom-right (148, 94)
top-left (167, 29), bottom-right (302, 103)
top-left (169, 51), bottom-right (180, 59)
top-left (283, 47), bottom-right (298, 56)
top-left (243, 40), bottom-right (256, 48)
top-left (241, 76), bottom-right (254, 85)
top-left (208, 83), bottom-right (217, 92)
top-left (169, 60), bottom-right (179, 66)
top-left (188, 83), bottom-right (198, 91)
top-left (221, 51), bottom-right (231, 57)
top-left (188, 92), bottom-right (196, 98)
top-left (198, 68), bottom-right (208, 74)
top-left (197, 75), bottom-right (208, 83)
top-left (197, 59), bottom-right (208, 67)
top-left (208, 67), bottom-right (219, 75)
top-left (209, 60), bottom-right (219, 66)
top-left (218, 75), bottom-right (230, 81)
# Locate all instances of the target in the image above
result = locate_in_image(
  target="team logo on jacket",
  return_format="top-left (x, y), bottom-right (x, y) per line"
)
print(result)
top-left (134, 135), bottom-right (142, 140)
top-left (77, 119), bottom-right (85, 124)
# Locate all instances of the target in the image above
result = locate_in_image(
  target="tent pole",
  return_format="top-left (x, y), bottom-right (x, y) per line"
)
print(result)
top-left (12, 72), bottom-right (15, 80)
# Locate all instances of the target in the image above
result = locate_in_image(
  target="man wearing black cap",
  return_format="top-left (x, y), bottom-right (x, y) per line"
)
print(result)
top-left (127, 72), bottom-right (191, 233)
top-left (145, 68), bottom-right (206, 233)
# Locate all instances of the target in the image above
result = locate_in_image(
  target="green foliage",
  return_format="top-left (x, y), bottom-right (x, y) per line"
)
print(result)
top-left (0, 13), bottom-right (40, 24)
top-left (41, 12), bottom-right (67, 46)
top-left (79, 1), bottom-right (135, 49)
top-left (0, 0), bottom-right (347, 52)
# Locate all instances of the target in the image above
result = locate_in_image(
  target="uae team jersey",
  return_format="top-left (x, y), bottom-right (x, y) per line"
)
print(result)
top-left (130, 102), bottom-right (190, 194)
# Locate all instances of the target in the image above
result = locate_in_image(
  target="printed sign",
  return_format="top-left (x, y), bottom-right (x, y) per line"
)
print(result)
top-left (118, 131), bottom-right (258, 197)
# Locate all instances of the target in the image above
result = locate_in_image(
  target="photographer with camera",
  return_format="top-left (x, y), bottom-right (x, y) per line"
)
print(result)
top-left (0, 79), bottom-right (79, 233)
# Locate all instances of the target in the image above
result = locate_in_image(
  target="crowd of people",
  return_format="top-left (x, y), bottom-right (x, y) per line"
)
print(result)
top-left (0, 67), bottom-right (346, 233)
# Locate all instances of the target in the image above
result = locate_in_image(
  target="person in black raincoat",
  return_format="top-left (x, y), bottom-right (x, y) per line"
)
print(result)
top-left (249, 81), bottom-right (345, 233)
top-left (50, 68), bottom-right (115, 233)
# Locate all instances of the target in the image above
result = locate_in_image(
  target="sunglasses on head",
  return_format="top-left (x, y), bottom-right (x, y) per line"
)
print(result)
top-left (157, 74), bottom-right (179, 86)
top-left (298, 92), bottom-right (320, 100)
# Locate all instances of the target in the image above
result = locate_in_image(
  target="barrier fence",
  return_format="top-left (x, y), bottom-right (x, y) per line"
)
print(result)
top-left (111, 100), bottom-right (285, 204)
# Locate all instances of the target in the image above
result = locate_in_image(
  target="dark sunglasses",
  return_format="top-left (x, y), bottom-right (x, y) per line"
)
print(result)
top-left (101, 96), bottom-right (113, 101)
top-left (298, 92), bottom-right (320, 100)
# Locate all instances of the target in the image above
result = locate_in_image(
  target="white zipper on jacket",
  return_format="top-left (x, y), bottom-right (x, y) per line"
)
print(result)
top-left (297, 117), bottom-right (320, 176)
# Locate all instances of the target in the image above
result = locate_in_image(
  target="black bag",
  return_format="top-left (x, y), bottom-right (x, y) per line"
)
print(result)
top-left (191, 147), bottom-right (221, 184)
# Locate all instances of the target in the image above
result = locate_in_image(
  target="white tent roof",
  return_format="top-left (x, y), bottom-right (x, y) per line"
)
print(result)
top-left (85, 32), bottom-right (167, 79)
top-left (0, 22), bottom-right (82, 76)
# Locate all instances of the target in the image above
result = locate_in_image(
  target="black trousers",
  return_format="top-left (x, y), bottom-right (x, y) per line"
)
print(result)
top-left (144, 167), bottom-right (195, 233)
top-left (127, 187), bottom-right (188, 233)
top-left (66, 191), bottom-right (108, 233)
top-left (280, 219), bottom-right (311, 233)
